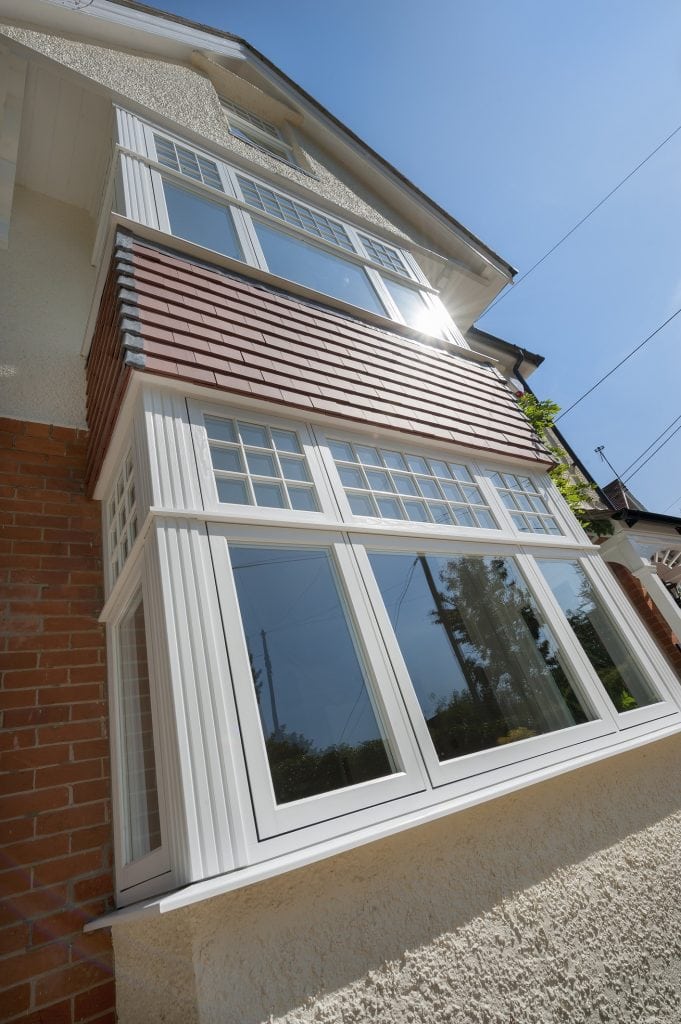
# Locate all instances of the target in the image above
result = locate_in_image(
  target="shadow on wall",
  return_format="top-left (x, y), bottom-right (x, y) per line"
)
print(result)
top-left (114, 734), bottom-right (681, 1024)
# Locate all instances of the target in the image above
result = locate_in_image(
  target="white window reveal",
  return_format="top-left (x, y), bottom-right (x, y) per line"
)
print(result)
top-left (107, 450), bottom-right (138, 586)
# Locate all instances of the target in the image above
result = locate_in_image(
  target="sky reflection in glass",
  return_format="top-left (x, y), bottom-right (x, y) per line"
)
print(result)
top-left (230, 545), bottom-right (394, 803)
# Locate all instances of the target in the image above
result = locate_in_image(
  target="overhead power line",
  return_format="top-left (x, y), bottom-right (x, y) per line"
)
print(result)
top-left (623, 420), bottom-right (681, 485)
top-left (555, 305), bottom-right (681, 422)
top-left (619, 412), bottom-right (681, 479)
top-left (662, 492), bottom-right (681, 513)
top-left (479, 121), bottom-right (681, 319)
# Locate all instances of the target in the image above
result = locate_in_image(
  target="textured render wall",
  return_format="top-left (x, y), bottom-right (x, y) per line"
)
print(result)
top-left (0, 24), bottom-right (414, 243)
top-left (0, 187), bottom-right (96, 428)
top-left (0, 419), bottom-right (115, 1024)
top-left (114, 733), bottom-right (681, 1024)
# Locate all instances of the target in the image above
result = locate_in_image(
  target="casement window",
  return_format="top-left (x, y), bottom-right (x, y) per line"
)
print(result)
top-left (114, 110), bottom-right (455, 342)
top-left (220, 99), bottom-right (299, 167)
top-left (101, 389), bottom-right (681, 905)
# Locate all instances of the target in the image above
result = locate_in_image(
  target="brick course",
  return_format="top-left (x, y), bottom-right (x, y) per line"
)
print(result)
top-left (608, 561), bottom-right (681, 680)
top-left (0, 419), bottom-right (115, 1023)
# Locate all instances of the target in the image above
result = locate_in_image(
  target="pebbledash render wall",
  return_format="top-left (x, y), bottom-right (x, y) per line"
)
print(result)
top-left (0, 420), bottom-right (116, 1024)
top-left (113, 731), bottom-right (681, 1024)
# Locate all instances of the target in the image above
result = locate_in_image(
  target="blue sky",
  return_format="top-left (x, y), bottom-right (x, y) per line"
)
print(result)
top-left (151, 0), bottom-right (680, 513)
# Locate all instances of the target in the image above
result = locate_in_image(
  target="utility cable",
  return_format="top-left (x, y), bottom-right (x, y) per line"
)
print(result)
top-left (555, 305), bottom-right (681, 421)
top-left (479, 121), bottom-right (681, 319)
top-left (623, 420), bottom-right (681, 484)
top-left (618, 412), bottom-right (681, 478)
top-left (659, 491), bottom-right (679, 512)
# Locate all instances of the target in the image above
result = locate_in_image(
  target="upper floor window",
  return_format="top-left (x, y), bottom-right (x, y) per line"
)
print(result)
top-left (115, 111), bottom-right (456, 343)
top-left (220, 99), bottom-right (299, 167)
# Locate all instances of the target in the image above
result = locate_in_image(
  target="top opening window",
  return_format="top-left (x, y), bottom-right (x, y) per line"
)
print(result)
top-left (221, 100), bottom-right (299, 167)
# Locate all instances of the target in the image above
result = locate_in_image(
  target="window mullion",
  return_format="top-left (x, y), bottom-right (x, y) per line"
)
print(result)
top-left (364, 266), bottom-right (400, 321)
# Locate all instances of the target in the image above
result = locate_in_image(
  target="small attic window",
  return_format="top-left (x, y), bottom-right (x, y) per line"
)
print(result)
top-left (220, 99), bottom-right (298, 167)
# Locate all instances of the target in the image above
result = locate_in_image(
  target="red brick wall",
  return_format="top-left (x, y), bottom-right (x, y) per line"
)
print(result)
top-left (608, 561), bottom-right (681, 680)
top-left (0, 419), bottom-right (115, 1024)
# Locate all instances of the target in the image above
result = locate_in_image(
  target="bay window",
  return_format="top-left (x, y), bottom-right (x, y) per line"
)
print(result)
top-left (114, 109), bottom-right (455, 342)
top-left (101, 388), bottom-right (681, 905)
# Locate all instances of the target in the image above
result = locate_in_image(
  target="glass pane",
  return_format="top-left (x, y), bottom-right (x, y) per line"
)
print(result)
top-left (406, 455), bottom-right (429, 474)
top-left (288, 486), bottom-right (318, 512)
top-left (339, 465), bottom-right (366, 488)
top-left (370, 552), bottom-right (591, 762)
top-left (355, 445), bottom-right (382, 466)
top-left (230, 546), bottom-right (394, 803)
top-left (280, 457), bottom-right (309, 482)
top-left (416, 477), bottom-right (442, 500)
top-left (429, 460), bottom-right (451, 479)
top-left (381, 450), bottom-right (406, 471)
top-left (217, 477), bottom-right (250, 505)
top-left (376, 496), bottom-right (404, 519)
top-left (348, 492), bottom-right (377, 516)
top-left (329, 440), bottom-right (355, 462)
top-left (118, 596), bottom-right (161, 863)
top-left (239, 422), bottom-right (269, 448)
top-left (404, 501), bottom-right (430, 522)
top-left (365, 469), bottom-right (393, 491)
top-left (382, 275), bottom-right (441, 335)
top-left (253, 482), bottom-right (286, 508)
top-left (163, 181), bottom-right (243, 261)
top-left (538, 559), bottom-right (660, 712)
top-left (205, 416), bottom-right (236, 443)
top-left (254, 220), bottom-right (386, 315)
top-left (271, 429), bottom-right (301, 453)
top-left (247, 451), bottom-right (277, 477)
top-left (211, 447), bottom-right (243, 473)
top-left (393, 475), bottom-right (418, 496)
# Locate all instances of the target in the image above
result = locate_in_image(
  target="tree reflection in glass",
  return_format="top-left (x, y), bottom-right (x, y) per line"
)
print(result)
top-left (537, 559), bottom-right (659, 712)
top-left (230, 545), bottom-right (394, 804)
top-left (370, 552), bottom-right (591, 761)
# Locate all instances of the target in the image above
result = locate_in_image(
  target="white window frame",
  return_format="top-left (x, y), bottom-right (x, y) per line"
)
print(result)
top-left (350, 533), bottom-right (618, 789)
top-left (530, 548), bottom-right (681, 729)
top-left (106, 550), bottom-right (172, 900)
top-left (100, 385), bottom-right (681, 906)
top-left (116, 112), bottom-right (460, 343)
top-left (187, 399), bottom-right (339, 524)
top-left (219, 98), bottom-right (300, 168)
top-left (208, 523), bottom-right (428, 838)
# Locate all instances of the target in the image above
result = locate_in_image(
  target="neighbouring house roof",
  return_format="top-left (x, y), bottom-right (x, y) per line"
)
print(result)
top-left (602, 478), bottom-right (648, 513)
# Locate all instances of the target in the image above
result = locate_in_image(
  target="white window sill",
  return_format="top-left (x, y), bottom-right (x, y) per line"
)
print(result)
top-left (85, 713), bottom-right (681, 932)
